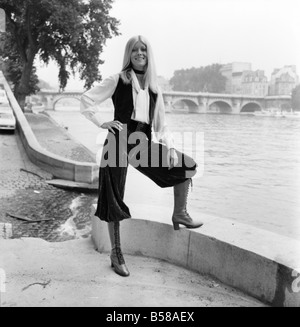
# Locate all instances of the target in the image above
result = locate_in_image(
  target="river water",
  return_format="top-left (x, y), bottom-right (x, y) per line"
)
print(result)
top-left (168, 111), bottom-right (300, 241)
top-left (50, 104), bottom-right (300, 241)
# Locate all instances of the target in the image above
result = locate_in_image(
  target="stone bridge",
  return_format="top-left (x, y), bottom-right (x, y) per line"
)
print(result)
top-left (30, 89), bottom-right (291, 113)
top-left (163, 91), bottom-right (291, 113)
top-left (29, 90), bottom-right (83, 110)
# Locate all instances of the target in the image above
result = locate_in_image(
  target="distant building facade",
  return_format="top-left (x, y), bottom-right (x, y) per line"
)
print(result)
top-left (269, 65), bottom-right (299, 95)
top-left (220, 62), bottom-right (252, 94)
top-left (241, 70), bottom-right (268, 96)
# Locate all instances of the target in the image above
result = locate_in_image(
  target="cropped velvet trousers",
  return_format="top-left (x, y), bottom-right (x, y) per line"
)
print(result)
top-left (95, 120), bottom-right (197, 222)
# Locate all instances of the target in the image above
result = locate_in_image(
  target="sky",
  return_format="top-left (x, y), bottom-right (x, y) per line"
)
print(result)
top-left (36, 0), bottom-right (300, 90)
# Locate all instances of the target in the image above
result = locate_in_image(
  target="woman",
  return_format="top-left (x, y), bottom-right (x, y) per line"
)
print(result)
top-left (80, 35), bottom-right (203, 277)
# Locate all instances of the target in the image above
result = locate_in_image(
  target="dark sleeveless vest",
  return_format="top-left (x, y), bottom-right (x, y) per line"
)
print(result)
top-left (111, 75), bottom-right (157, 126)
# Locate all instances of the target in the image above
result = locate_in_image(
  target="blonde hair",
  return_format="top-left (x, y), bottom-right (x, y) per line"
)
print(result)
top-left (120, 35), bottom-right (159, 93)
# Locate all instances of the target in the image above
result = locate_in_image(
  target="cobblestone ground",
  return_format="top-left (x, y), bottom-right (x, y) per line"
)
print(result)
top-left (0, 129), bottom-right (97, 242)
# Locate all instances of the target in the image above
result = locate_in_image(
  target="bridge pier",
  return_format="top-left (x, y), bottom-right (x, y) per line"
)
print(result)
top-left (164, 100), bottom-right (172, 113)
top-left (197, 99), bottom-right (208, 113)
top-left (44, 96), bottom-right (54, 110)
top-left (232, 99), bottom-right (241, 114)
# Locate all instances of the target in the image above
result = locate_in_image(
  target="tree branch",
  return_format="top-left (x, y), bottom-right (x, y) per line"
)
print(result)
top-left (5, 11), bottom-right (27, 63)
top-left (26, 5), bottom-right (37, 52)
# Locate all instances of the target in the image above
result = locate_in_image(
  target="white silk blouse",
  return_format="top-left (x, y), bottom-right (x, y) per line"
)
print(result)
top-left (80, 71), bottom-right (175, 150)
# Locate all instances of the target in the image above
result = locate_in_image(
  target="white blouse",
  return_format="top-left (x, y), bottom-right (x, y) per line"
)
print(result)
top-left (80, 71), bottom-right (175, 150)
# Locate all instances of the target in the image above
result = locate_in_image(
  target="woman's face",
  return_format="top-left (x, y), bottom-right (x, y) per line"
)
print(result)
top-left (130, 41), bottom-right (147, 71)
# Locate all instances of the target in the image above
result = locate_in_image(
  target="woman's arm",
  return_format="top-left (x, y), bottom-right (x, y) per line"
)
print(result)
top-left (80, 74), bottom-right (119, 128)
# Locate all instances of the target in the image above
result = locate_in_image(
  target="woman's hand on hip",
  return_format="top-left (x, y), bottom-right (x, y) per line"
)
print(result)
top-left (101, 120), bottom-right (123, 134)
top-left (167, 148), bottom-right (178, 170)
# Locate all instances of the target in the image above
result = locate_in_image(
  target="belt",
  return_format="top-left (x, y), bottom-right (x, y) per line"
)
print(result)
top-left (127, 119), bottom-right (152, 141)
top-left (128, 119), bottom-right (150, 133)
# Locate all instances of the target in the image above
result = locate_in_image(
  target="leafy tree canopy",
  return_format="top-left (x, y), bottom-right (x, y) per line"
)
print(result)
top-left (0, 0), bottom-right (119, 108)
top-left (170, 64), bottom-right (227, 93)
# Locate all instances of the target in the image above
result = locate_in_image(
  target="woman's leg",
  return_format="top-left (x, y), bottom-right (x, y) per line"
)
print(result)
top-left (95, 130), bottom-right (130, 221)
top-left (95, 134), bottom-right (131, 276)
top-left (107, 221), bottom-right (130, 277)
top-left (95, 166), bottom-right (131, 222)
top-left (96, 165), bottom-right (131, 276)
top-left (172, 178), bottom-right (203, 230)
top-left (129, 141), bottom-right (203, 230)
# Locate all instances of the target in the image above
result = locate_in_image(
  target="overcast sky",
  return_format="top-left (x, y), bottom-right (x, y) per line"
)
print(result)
top-left (37, 0), bottom-right (300, 90)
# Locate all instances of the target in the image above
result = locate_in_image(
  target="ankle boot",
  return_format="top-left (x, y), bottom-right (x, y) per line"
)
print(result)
top-left (107, 222), bottom-right (130, 277)
top-left (172, 179), bottom-right (203, 230)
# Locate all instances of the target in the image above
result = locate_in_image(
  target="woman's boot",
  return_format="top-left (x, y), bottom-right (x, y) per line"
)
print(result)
top-left (172, 179), bottom-right (203, 230)
top-left (107, 222), bottom-right (130, 277)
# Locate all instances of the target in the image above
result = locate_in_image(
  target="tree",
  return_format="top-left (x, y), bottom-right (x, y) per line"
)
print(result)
top-left (1, 32), bottom-right (40, 95)
top-left (0, 0), bottom-right (119, 109)
top-left (291, 84), bottom-right (300, 111)
top-left (170, 64), bottom-right (227, 93)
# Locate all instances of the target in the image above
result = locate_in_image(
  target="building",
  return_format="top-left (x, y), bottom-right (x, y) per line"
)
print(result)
top-left (220, 62), bottom-right (252, 94)
top-left (269, 65), bottom-right (298, 96)
top-left (242, 70), bottom-right (268, 96)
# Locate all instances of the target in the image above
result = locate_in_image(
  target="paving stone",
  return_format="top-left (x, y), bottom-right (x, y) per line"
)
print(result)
top-left (0, 125), bottom-right (97, 242)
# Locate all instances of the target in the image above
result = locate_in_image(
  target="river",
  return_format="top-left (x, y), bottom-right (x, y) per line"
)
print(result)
top-left (49, 104), bottom-right (300, 241)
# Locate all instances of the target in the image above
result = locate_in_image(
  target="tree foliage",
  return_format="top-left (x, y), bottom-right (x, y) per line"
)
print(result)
top-left (170, 64), bottom-right (227, 93)
top-left (0, 0), bottom-right (119, 109)
top-left (291, 84), bottom-right (300, 111)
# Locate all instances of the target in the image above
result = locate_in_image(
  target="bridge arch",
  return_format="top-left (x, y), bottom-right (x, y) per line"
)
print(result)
top-left (172, 98), bottom-right (198, 112)
top-left (240, 101), bottom-right (262, 113)
top-left (208, 100), bottom-right (232, 114)
top-left (52, 95), bottom-right (81, 110)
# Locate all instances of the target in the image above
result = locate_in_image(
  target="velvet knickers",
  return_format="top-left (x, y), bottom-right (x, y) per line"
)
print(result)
top-left (95, 120), bottom-right (197, 222)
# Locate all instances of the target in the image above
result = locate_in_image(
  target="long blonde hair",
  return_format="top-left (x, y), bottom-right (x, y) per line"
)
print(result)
top-left (120, 35), bottom-right (159, 93)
